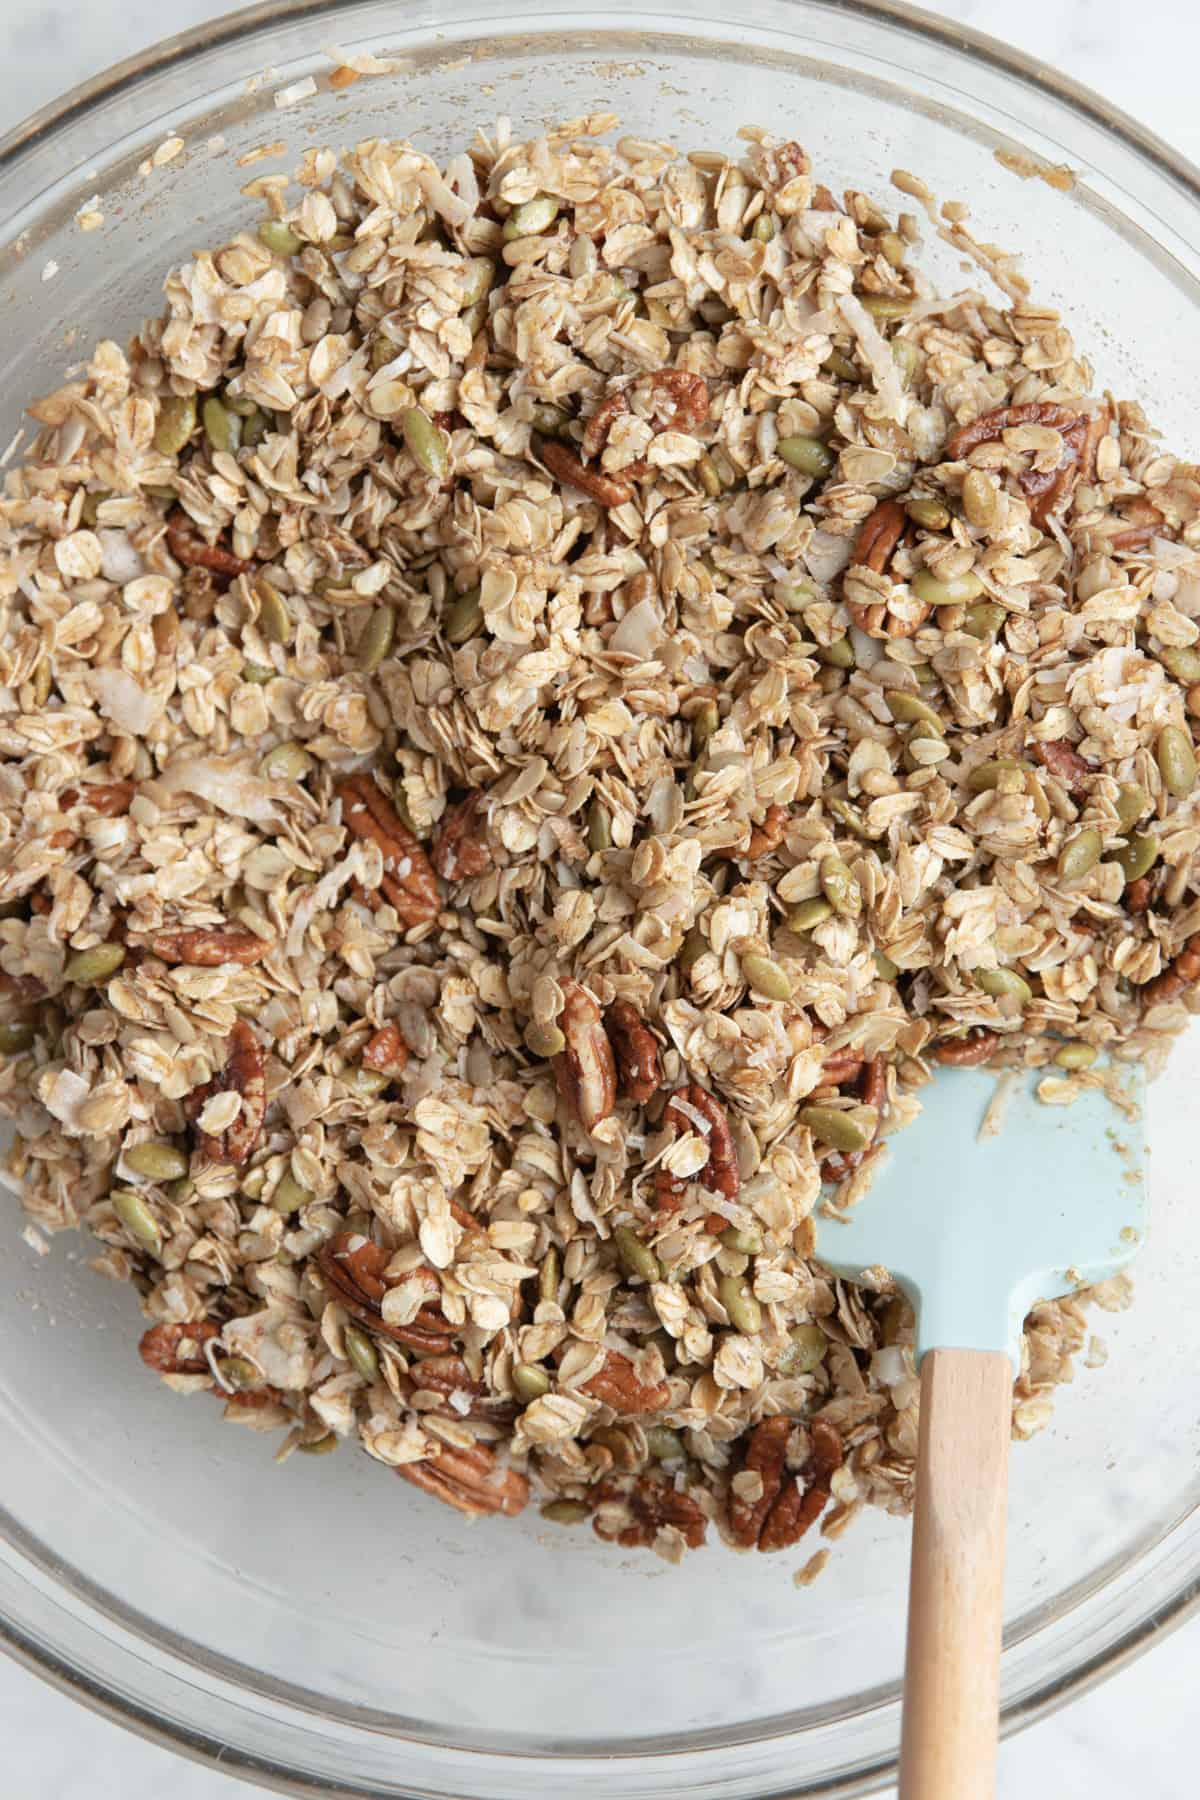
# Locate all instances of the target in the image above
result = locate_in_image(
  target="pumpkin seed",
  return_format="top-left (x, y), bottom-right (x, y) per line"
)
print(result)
top-left (777, 577), bottom-right (818, 613)
top-left (256, 577), bottom-right (293, 646)
top-left (1159, 646), bottom-right (1200, 685)
top-left (514, 1362), bottom-right (552, 1402)
top-left (720, 1249), bottom-right (749, 1278)
top-left (722, 1224), bottom-right (764, 1255)
top-left (777, 435), bottom-right (835, 477)
top-left (530, 402), bottom-right (569, 435)
top-left (443, 586), bottom-right (483, 644)
top-left (961, 469), bottom-right (998, 529)
top-left (340, 1323), bottom-right (379, 1383)
top-left (0, 1021), bottom-right (35, 1055)
top-left (524, 1020), bottom-right (566, 1058)
top-left (541, 1498), bottom-right (590, 1525)
top-left (1057, 828), bottom-right (1102, 883)
top-left (886, 691), bottom-right (944, 734)
top-left (878, 231), bottom-right (907, 270)
top-left (691, 700), bottom-right (720, 757)
top-left (823, 349), bottom-right (860, 382)
top-left (1114, 830), bottom-right (1159, 883)
top-left (800, 1105), bottom-right (870, 1153)
top-left (741, 953), bottom-right (793, 1001)
top-left (503, 194), bottom-right (560, 240)
top-left (787, 896), bottom-right (835, 933)
top-left (817, 636), bottom-right (855, 669)
top-left (460, 257), bottom-right (496, 305)
top-left (966, 758), bottom-right (1026, 792)
top-left (297, 1433), bottom-right (338, 1455)
top-left (63, 943), bottom-right (125, 985)
top-left (645, 1426), bottom-right (684, 1460)
top-left (359, 605), bottom-right (396, 672)
top-left (874, 948), bottom-right (900, 981)
top-left (860, 293), bottom-right (911, 320)
top-left (697, 451), bottom-right (724, 497)
top-left (400, 406), bottom-right (450, 480)
top-left (976, 966), bottom-right (1032, 1007)
top-left (614, 1224), bottom-right (662, 1284)
top-left (1115, 783), bottom-right (1148, 829)
top-left (124, 1140), bottom-right (189, 1182)
top-left (905, 496), bottom-right (950, 531)
top-left (1157, 724), bottom-right (1196, 797)
top-left (216, 1356), bottom-right (262, 1391)
top-left (718, 1271), bottom-right (762, 1335)
top-left (153, 394), bottom-right (196, 456)
top-left (587, 800), bottom-right (611, 854)
top-left (911, 568), bottom-right (985, 608)
top-left (258, 219), bottom-right (303, 256)
top-left (166, 1176), bottom-right (194, 1205)
top-left (891, 339), bottom-right (919, 388)
top-left (202, 396), bottom-right (241, 454)
top-left (777, 1321), bottom-right (827, 1375)
top-left (1053, 1041), bottom-right (1098, 1071)
top-left (272, 1173), bottom-right (312, 1214)
top-left (820, 854), bottom-right (862, 919)
top-left (111, 1187), bottom-right (162, 1255)
top-left (678, 926), bottom-right (708, 972)
top-left (752, 212), bottom-right (776, 243)
top-left (962, 601), bottom-right (1005, 639)
top-left (243, 662), bottom-right (273, 685)
top-left (241, 408), bottom-right (270, 448)
top-left (538, 1245), bottom-right (561, 1305)
top-left (259, 741), bottom-right (313, 781)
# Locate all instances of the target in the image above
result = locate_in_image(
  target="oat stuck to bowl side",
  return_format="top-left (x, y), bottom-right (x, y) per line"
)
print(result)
top-left (1, 114), bottom-right (1194, 1564)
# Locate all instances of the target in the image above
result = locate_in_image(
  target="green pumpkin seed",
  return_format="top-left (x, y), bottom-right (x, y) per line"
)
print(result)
top-left (256, 577), bottom-right (292, 646)
top-left (817, 637), bottom-right (855, 669)
top-left (153, 394), bottom-right (196, 456)
top-left (1053, 1041), bottom-right (1098, 1071)
top-left (752, 212), bottom-right (777, 243)
top-left (529, 402), bottom-right (568, 435)
top-left (641, 1426), bottom-right (682, 1462)
top-left (722, 1224), bottom-right (764, 1255)
top-left (962, 601), bottom-right (1005, 639)
top-left (541, 1498), bottom-right (590, 1524)
top-left (222, 394), bottom-right (261, 418)
top-left (720, 1249), bottom-right (749, 1278)
top-left (538, 1246), bottom-right (561, 1306)
top-left (820, 854), bottom-right (862, 919)
top-left (777, 577), bottom-right (818, 613)
top-left (966, 758), bottom-right (1025, 792)
top-left (614, 1224), bottom-right (662, 1284)
top-left (911, 568), bottom-right (985, 608)
top-left (886, 691), bottom-right (944, 734)
top-left (272, 1173), bottom-right (312, 1214)
top-left (962, 469), bottom-right (998, 529)
top-left (1114, 830), bottom-right (1159, 883)
top-left (240, 408), bottom-right (270, 448)
top-left (800, 1105), bottom-right (870, 1153)
top-left (443, 586), bottom-right (483, 644)
top-left (460, 257), bottom-right (496, 306)
top-left (1057, 828), bottom-right (1102, 883)
top-left (503, 194), bottom-right (561, 240)
top-left (167, 1176), bottom-right (194, 1205)
top-left (586, 800), bottom-right (611, 855)
top-left (297, 1432), bottom-right (337, 1455)
top-left (719, 1271), bottom-right (762, 1335)
top-left (216, 1356), bottom-right (262, 1391)
top-left (243, 662), bottom-right (273, 685)
top-left (976, 966), bottom-right (1032, 1007)
top-left (1157, 724), bottom-right (1196, 797)
top-left (891, 339), bottom-right (919, 388)
top-left (861, 293), bottom-right (911, 320)
top-left (678, 925), bottom-right (708, 972)
top-left (348, 1067), bottom-right (390, 1097)
top-left (691, 699), bottom-right (720, 756)
top-left (259, 741), bottom-right (313, 781)
top-left (258, 220), bottom-right (303, 256)
top-left (823, 349), bottom-right (860, 383)
top-left (525, 1020), bottom-right (566, 1058)
top-left (0, 1021), bottom-right (35, 1054)
top-left (1115, 783), bottom-right (1148, 830)
top-left (878, 231), bottom-right (907, 269)
top-left (202, 396), bottom-right (241, 454)
top-left (741, 953), bottom-right (793, 1001)
top-left (400, 406), bottom-right (450, 480)
top-left (513, 1361), bottom-right (552, 1402)
top-left (63, 943), bottom-right (125, 985)
top-left (359, 605), bottom-right (396, 672)
top-left (778, 1321), bottom-right (827, 1375)
top-left (696, 451), bottom-right (724, 497)
top-left (343, 1325), bottom-right (379, 1382)
top-left (124, 1140), bottom-right (189, 1182)
top-left (787, 896), bottom-right (835, 933)
top-left (111, 1187), bottom-right (162, 1255)
top-left (1159, 646), bottom-right (1200, 685)
top-left (874, 948), bottom-right (900, 981)
top-left (777, 435), bottom-right (835, 478)
top-left (905, 496), bottom-right (950, 531)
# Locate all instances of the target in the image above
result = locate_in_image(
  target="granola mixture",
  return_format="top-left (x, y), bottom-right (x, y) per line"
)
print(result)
top-left (1, 116), bottom-right (1194, 1562)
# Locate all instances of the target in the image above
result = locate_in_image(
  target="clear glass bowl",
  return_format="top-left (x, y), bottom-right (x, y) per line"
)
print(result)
top-left (3, 3), bottom-right (1200, 1795)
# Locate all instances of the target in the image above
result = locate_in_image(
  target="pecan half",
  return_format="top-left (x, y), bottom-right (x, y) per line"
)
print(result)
top-left (553, 980), bottom-right (618, 1131)
top-left (944, 403), bottom-right (1102, 528)
top-left (318, 1232), bottom-right (454, 1353)
top-left (929, 1029), bottom-right (999, 1067)
top-left (408, 1354), bottom-right (484, 1401)
top-left (361, 1023), bottom-right (410, 1073)
top-left (138, 1319), bottom-right (221, 1374)
top-left (1125, 875), bottom-right (1153, 916)
top-left (1029, 737), bottom-right (1093, 796)
top-left (397, 1438), bottom-right (529, 1519)
top-left (337, 774), bottom-right (441, 928)
top-left (605, 999), bottom-right (661, 1104)
top-left (539, 438), bottom-right (634, 508)
top-left (591, 1473), bottom-right (707, 1550)
top-left (581, 369), bottom-right (709, 467)
top-left (184, 1019), bottom-right (266, 1165)
top-left (746, 803), bottom-right (789, 860)
top-left (165, 508), bottom-right (255, 580)
top-left (729, 1416), bottom-right (843, 1551)
top-left (431, 790), bottom-right (493, 882)
top-left (1141, 933), bottom-right (1200, 1007)
top-left (152, 926), bottom-right (270, 967)
top-left (655, 1085), bottom-right (740, 1213)
top-left (580, 1349), bottom-right (671, 1415)
top-left (59, 780), bottom-right (135, 816)
top-left (846, 500), bottom-right (929, 639)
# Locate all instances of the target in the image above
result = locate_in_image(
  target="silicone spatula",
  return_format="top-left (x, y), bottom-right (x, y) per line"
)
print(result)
top-left (815, 1063), bottom-right (1148, 1800)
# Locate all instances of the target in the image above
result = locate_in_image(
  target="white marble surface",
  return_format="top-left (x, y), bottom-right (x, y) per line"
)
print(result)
top-left (1, 0), bottom-right (1198, 1794)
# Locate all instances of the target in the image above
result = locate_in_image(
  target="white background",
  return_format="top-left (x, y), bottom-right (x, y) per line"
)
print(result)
top-left (0, 1), bottom-right (1196, 1794)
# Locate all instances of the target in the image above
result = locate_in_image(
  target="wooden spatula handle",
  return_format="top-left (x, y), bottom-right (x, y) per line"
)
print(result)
top-left (899, 1347), bottom-right (1013, 1800)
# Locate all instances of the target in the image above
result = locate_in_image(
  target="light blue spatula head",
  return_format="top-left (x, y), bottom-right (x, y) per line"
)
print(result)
top-left (815, 1065), bottom-right (1149, 1370)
